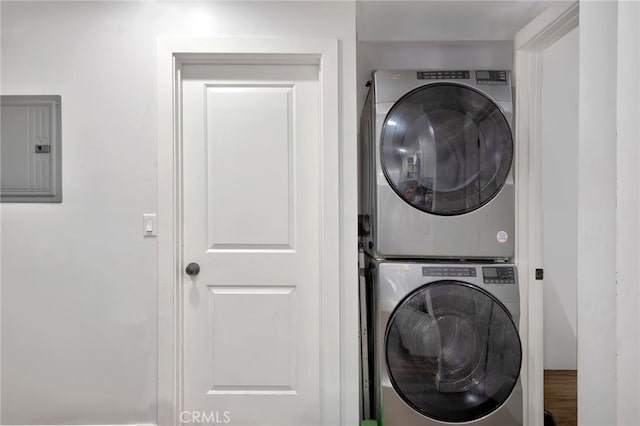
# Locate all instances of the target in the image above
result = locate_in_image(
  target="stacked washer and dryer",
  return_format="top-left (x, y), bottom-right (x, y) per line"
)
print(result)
top-left (359, 70), bottom-right (523, 425)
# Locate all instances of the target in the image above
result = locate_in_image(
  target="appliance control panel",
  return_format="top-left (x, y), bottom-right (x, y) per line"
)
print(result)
top-left (475, 70), bottom-right (508, 85)
top-left (417, 71), bottom-right (470, 80)
top-left (482, 266), bottom-right (516, 284)
top-left (422, 266), bottom-right (477, 277)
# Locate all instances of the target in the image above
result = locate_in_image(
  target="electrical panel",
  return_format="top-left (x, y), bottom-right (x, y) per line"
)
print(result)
top-left (1, 95), bottom-right (62, 202)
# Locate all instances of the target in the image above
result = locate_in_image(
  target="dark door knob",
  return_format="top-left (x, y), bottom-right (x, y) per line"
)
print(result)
top-left (185, 262), bottom-right (200, 276)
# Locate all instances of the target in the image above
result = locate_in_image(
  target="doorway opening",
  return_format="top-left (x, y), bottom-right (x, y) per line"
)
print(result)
top-left (540, 25), bottom-right (579, 426)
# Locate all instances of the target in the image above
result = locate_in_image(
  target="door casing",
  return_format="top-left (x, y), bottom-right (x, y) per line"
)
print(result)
top-left (156, 38), bottom-right (341, 426)
top-left (513, 3), bottom-right (579, 425)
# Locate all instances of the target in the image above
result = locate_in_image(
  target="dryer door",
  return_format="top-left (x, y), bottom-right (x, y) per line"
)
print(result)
top-left (380, 83), bottom-right (513, 216)
top-left (385, 281), bottom-right (521, 423)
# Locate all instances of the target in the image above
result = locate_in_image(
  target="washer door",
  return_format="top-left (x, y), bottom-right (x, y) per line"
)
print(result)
top-left (380, 83), bottom-right (513, 216)
top-left (385, 281), bottom-right (521, 423)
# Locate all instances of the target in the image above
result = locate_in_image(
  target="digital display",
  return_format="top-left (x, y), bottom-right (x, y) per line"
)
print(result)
top-left (483, 266), bottom-right (516, 284)
top-left (475, 70), bottom-right (508, 85)
top-left (484, 267), bottom-right (498, 278)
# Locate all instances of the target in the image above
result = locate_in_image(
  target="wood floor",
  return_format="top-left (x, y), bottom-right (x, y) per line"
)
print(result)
top-left (544, 370), bottom-right (577, 426)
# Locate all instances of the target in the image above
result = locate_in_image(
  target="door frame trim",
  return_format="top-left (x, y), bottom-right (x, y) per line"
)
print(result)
top-left (513, 3), bottom-right (579, 425)
top-left (156, 37), bottom-right (341, 426)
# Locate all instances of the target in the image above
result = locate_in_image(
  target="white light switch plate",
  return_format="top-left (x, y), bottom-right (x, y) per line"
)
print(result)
top-left (143, 213), bottom-right (157, 237)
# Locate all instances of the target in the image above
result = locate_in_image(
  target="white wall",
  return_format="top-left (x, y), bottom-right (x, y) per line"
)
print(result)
top-left (541, 27), bottom-right (578, 370)
top-left (578, 2), bottom-right (618, 425)
top-left (578, 2), bottom-right (640, 423)
top-left (615, 1), bottom-right (640, 423)
top-left (0, 2), bottom-right (357, 424)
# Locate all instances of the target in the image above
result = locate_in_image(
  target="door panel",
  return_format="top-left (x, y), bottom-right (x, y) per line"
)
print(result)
top-left (207, 287), bottom-right (296, 392)
top-left (182, 63), bottom-right (320, 425)
top-left (205, 86), bottom-right (294, 250)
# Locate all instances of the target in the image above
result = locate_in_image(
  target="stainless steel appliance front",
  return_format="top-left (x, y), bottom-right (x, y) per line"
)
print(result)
top-left (370, 260), bottom-right (523, 425)
top-left (359, 70), bottom-right (515, 259)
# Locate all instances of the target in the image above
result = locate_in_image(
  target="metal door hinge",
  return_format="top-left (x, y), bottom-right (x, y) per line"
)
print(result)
top-left (358, 214), bottom-right (371, 236)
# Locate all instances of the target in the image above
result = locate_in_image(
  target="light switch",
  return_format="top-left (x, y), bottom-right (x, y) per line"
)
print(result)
top-left (143, 214), bottom-right (157, 237)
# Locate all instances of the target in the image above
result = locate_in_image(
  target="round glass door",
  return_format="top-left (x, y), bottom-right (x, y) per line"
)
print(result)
top-left (381, 83), bottom-right (513, 216)
top-left (385, 281), bottom-right (521, 423)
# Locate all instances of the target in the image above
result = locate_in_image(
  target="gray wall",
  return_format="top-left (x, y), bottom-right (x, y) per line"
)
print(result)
top-left (542, 27), bottom-right (579, 370)
top-left (0, 2), bottom-right (357, 423)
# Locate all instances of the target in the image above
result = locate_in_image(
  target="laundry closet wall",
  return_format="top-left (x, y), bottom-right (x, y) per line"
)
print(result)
top-left (0, 2), bottom-right (357, 423)
top-left (541, 27), bottom-right (579, 370)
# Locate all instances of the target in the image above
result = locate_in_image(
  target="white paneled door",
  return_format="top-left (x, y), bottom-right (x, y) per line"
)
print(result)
top-left (181, 63), bottom-right (322, 425)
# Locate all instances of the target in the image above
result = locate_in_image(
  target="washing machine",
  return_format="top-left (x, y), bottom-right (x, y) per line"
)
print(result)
top-left (369, 259), bottom-right (523, 425)
top-left (359, 70), bottom-right (515, 259)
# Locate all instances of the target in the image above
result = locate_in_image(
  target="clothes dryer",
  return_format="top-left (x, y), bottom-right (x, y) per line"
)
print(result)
top-left (360, 70), bottom-right (514, 259)
top-left (369, 259), bottom-right (523, 425)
